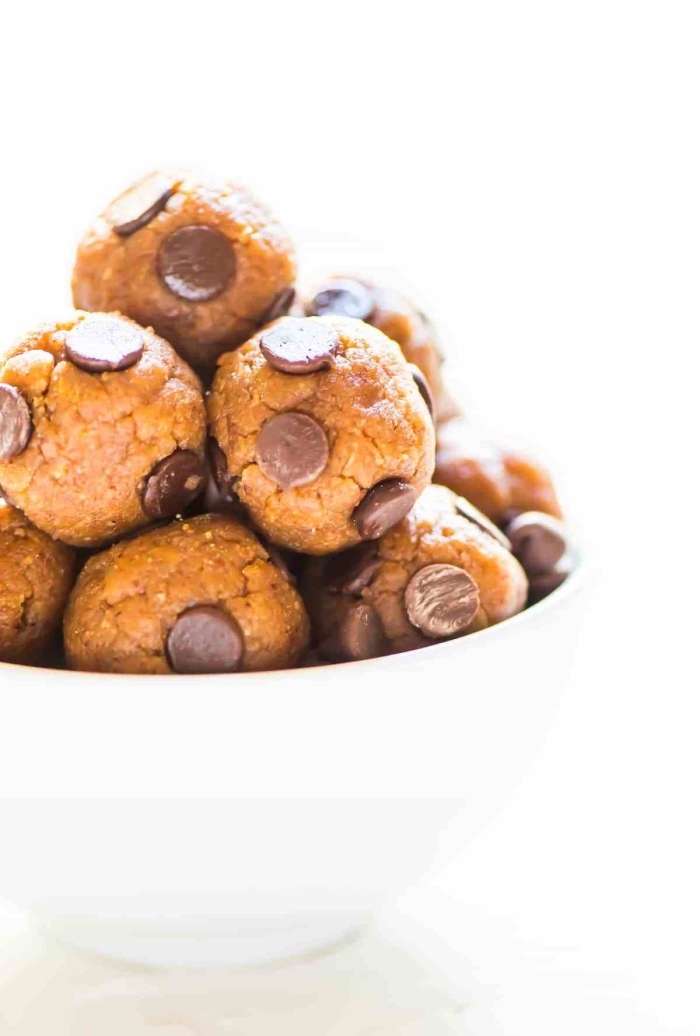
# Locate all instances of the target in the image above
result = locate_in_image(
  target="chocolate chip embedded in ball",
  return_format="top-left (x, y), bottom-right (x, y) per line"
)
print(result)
top-left (255, 412), bottom-right (329, 489)
top-left (320, 602), bottom-right (387, 663)
top-left (166, 605), bottom-right (244, 674)
top-left (409, 364), bottom-right (434, 420)
top-left (65, 316), bottom-right (144, 374)
top-left (455, 495), bottom-right (512, 551)
top-left (0, 385), bottom-right (33, 461)
top-left (528, 558), bottom-right (572, 604)
top-left (353, 479), bottom-right (417, 540)
top-left (142, 450), bottom-right (207, 519)
top-left (106, 171), bottom-right (179, 237)
top-left (506, 511), bottom-right (568, 575)
top-left (260, 319), bottom-right (341, 374)
top-left (157, 225), bottom-right (236, 302)
top-left (405, 563), bottom-right (480, 638)
top-left (306, 278), bottom-right (376, 321)
top-left (326, 543), bottom-right (382, 595)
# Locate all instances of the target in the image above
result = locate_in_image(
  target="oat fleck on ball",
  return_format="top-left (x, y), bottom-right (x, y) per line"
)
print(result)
top-left (303, 484), bottom-right (528, 661)
top-left (208, 316), bottom-right (435, 555)
top-left (64, 514), bottom-right (310, 674)
top-left (0, 497), bottom-right (76, 664)
top-left (0, 312), bottom-right (207, 547)
top-left (72, 170), bottom-right (297, 379)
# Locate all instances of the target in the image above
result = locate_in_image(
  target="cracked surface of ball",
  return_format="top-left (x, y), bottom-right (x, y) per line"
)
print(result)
top-left (0, 313), bottom-right (206, 547)
top-left (64, 514), bottom-right (310, 674)
top-left (72, 170), bottom-right (297, 379)
top-left (303, 484), bottom-right (528, 657)
top-left (208, 316), bottom-right (435, 554)
top-left (0, 498), bottom-right (76, 664)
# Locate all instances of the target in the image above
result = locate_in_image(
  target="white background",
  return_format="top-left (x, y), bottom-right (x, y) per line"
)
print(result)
top-left (0, 1), bottom-right (697, 1032)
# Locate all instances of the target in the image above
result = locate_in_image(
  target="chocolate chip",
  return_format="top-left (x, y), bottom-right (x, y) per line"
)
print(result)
top-left (454, 495), bottom-right (512, 551)
top-left (506, 511), bottom-right (568, 575)
top-left (404, 563), bottom-right (480, 639)
top-left (142, 450), bottom-right (207, 518)
top-left (408, 364), bottom-right (434, 419)
top-left (167, 605), bottom-right (243, 674)
top-left (353, 479), bottom-right (416, 540)
top-left (260, 318), bottom-right (341, 374)
top-left (157, 225), bottom-right (236, 302)
top-left (326, 543), bottom-right (382, 595)
top-left (0, 385), bottom-right (32, 461)
top-left (255, 412), bottom-right (329, 489)
top-left (263, 286), bottom-right (296, 324)
top-left (207, 437), bottom-right (232, 495)
top-left (528, 558), bottom-right (572, 604)
top-left (306, 278), bottom-right (376, 321)
top-left (65, 316), bottom-right (144, 373)
top-left (320, 602), bottom-right (387, 663)
top-left (106, 172), bottom-right (179, 236)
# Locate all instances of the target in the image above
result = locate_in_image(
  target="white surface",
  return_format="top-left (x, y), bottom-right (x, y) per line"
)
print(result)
top-left (0, 0), bottom-right (697, 1031)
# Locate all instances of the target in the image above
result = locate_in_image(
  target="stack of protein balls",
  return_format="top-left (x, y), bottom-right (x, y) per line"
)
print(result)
top-left (0, 170), bottom-right (572, 674)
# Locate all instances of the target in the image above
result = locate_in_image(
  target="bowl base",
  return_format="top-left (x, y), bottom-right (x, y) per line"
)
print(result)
top-left (32, 912), bottom-right (368, 969)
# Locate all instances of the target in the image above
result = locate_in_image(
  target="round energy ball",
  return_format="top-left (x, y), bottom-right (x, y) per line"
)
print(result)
top-left (435, 420), bottom-right (563, 526)
top-left (0, 497), bottom-right (76, 664)
top-left (303, 275), bottom-right (456, 423)
top-left (72, 170), bottom-right (297, 379)
top-left (208, 315), bottom-right (435, 555)
top-left (64, 514), bottom-right (310, 675)
top-left (0, 313), bottom-right (207, 547)
top-left (303, 484), bottom-right (528, 662)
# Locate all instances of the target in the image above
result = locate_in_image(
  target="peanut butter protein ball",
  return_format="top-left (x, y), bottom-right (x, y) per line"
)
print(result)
top-left (0, 313), bottom-right (207, 547)
top-left (72, 170), bottom-right (297, 378)
top-left (0, 497), bottom-right (76, 664)
top-left (304, 275), bottom-right (454, 422)
top-left (208, 315), bottom-right (435, 555)
top-left (64, 514), bottom-right (310, 674)
top-left (303, 484), bottom-right (528, 661)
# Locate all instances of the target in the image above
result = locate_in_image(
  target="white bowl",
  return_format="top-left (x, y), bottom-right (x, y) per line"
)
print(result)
top-left (0, 555), bottom-right (586, 967)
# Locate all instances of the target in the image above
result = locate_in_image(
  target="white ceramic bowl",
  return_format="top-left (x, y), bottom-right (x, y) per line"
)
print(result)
top-left (0, 558), bottom-right (586, 967)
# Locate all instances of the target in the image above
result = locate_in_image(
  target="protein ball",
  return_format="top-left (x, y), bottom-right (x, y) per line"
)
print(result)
top-left (72, 170), bottom-right (297, 380)
top-left (208, 315), bottom-right (435, 555)
top-left (0, 497), bottom-right (76, 664)
top-left (303, 484), bottom-right (528, 661)
top-left (64, 514), bottom-right (310, 674)
top-left (0, 313), bottom-right (207, 547)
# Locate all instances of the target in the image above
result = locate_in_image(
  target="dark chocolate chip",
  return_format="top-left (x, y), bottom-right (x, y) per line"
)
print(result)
top-left (207, 437), bottom-right (232, 495)
top-left (142, 450), bottom-right (207, 519)
top-left (455, 495), bottom-right (512, 551)
top-left (65, 316), bottom-right (144, 373)
top-left (260, 318), bottom-right (341, 374)
top-left (263, 286), bottom-right (296, 324)
top-left (320, 602), bottom-right (387, 663)
top-left (506, 511), bottom-right (568, 575)
top-left (408, 364), bottom-right (434, 419)
top-left (167, 605), bottom-right (243, 674)
top-left (306, 278), bottom-right (376, 321)
top-left (106, 172), bottom-right (179, 236)
top-left (528, 558), bottom-right (572, 604)
top-left (404, 563), bottom-right (480, 639)
top-left (353, 479), bottom-right (416, 540)
top-left (255, 412), bottom-right (329, 489)
top-left (0, 385), bottom-right (32, 461)
top-left (157, 225), bottom-right (236, 302)
top-left (326, 543), bottom-right (382, 595)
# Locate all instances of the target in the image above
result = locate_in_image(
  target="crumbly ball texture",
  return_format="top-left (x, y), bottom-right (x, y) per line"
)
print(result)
top-left (208, 316), bottom-right (435, 555)
top-left (303, 484), bottom-right (528, 654)
top-left (64, 514), bottom-right (310, 674)
top-left (0, 498), bottom-right (76, 664)
top-left (0, 313), bottom-right (206, 547)
top-left (435, 420), bottom-right (563, 525)
top-left (72, 171), bottom-right (297, 379)
top-left (303, 275), bottom-right (455, 422)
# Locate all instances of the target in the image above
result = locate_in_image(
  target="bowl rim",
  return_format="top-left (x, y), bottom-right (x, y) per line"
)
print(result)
top-left (0, 547), bottom-right (587, 684)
